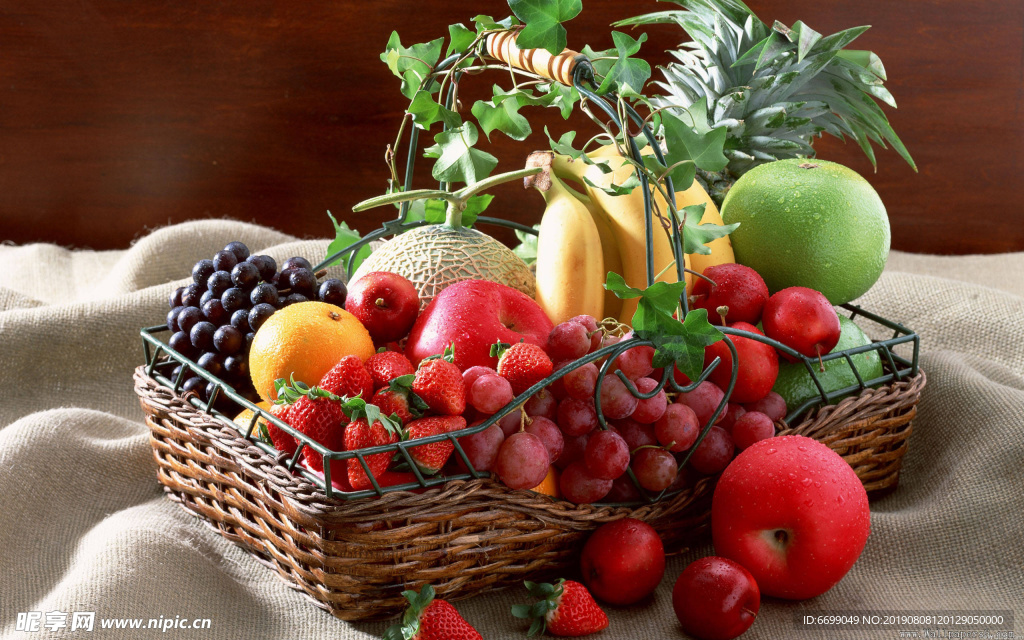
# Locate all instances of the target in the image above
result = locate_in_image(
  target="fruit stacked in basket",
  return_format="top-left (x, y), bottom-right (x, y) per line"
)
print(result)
top-left (135, 0), bottom-right (924, 628)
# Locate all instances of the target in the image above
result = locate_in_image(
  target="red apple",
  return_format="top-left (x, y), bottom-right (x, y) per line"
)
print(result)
top-left (762, 287), bottom-right (841, 362)
top-left (405, 279), bottom-right (553, 370)
top-left (673, 556), bottom-right (760, 640)
top-left (345, 271), bottom-right (419, 343)
top-left (712, 435), bottom-right (870, 600)
top-left (705, 322), bottom-right (779, 404)
top-left (689, 263), bottom-right (769, 325)
top-left (581, 518), bottom-right (666, 605)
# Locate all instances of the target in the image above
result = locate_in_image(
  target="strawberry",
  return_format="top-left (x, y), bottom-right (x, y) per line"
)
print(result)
top-left (513, 579), bottom-right (608, 637)
top-left (384, 585), bottom-right (481, 640)
top-left (319, 355), bottom-right (374, 401)
top-left (372, 387), bottom-right (415, 425)
top-left (403, 416), bottom-right (465, 475)
top-left (285, 392), bottom-right (348, 472)
top-left (366, 350), bottom-right (416, 390)
top-left (412, 348), bottom-right (466, 416)
top-left (262, 403), bottom-right (298, 457)
top-left (343, 416), bottom-right (400, 490)
top-left (494, 341), bottom-right (554, 396)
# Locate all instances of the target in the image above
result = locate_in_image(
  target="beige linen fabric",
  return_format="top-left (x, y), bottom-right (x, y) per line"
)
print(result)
top-left (1, 220), bottom-right (1021, 639)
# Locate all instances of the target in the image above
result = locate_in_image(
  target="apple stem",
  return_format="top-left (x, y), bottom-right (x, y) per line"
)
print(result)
top-left (716, 305), bottom-right (729, 326)
top-left (742, 607), bottom-right (758, 618)
top-left (816, 345), bottom-right (825, 372)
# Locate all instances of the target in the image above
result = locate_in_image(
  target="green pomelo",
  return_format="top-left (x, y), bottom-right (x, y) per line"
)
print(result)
top-left (773, 316), bottom-right (884, 414)
top-left (721, 159), bottom-right (890, 304)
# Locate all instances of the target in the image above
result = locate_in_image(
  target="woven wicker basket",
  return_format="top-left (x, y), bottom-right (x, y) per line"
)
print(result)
top-left (134, 365), bottom-right (924, 621)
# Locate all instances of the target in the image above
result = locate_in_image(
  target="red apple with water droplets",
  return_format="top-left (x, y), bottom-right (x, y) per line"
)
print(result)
top-left (762, 287), bottom-right (841, 363)
top-left (345, 271), bottom-right (419, 344)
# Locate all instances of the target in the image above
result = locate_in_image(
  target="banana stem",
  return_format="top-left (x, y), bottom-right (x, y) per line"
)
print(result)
top-left (352, 167), bottom-right (542, 216)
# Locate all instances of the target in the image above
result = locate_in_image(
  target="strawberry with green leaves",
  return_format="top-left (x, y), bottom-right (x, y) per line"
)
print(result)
top-left (366, 350), bottom-right (416, 390)
top-left (260, 402), bottom-right (298, 457)
top-left (319, 355), bottom-right (374, 401)
top-left (493, 341), bottom-right (554, 396)
top-left (338, 397), bottom-right (403, 490)
top-left (372, 374), bottom-right (430, 425)
top-left (412, 345), bottom-right (466, 416)
top-left (274, 378), bottom-right (350, 472)
top-left (384, 585), bottom-right (481, 640)
top-left (403, 415), bottom-right (465, 475)
top-left (512, 579), bottom-right (609, 637)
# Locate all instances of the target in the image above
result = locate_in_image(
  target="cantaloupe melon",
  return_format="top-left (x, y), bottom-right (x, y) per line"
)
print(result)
top-left (350, 225), bottom-right (536, 309)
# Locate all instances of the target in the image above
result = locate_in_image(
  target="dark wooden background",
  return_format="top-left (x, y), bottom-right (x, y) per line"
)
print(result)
top-left (1, 0), bottom-right (1021, 254)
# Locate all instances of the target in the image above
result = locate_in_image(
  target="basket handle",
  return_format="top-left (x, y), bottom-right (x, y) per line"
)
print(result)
top-left (484, 29), bottom-right (585, 87)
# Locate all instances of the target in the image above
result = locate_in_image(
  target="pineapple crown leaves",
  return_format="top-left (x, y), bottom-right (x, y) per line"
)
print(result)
top-left (511, 579), bottom-right (566, 637)
top-left (272, 377), bottom-right (401, 436)
top-left (615, 0), bottom-right (916, 174)
top-left (605, 272), bottom-right (723, 381)
top-left (383, 584), bottom-right (438, 640)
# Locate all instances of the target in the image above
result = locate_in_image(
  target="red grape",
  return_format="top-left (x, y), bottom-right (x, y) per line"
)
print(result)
top-left (676, 381), bottom-right (726, 426)
top-left (743, 391), bottom-right (787, 423)
top-left (605, 474), bottom-right (643, 503)
top-left (610, 418), bottom-right (658, 451)
top-left (630, 377), bottom-right (668, 424)
top-left (569, 314), bottom-right (602, 352)
top-left (584, 430), bottom-right (630, 480)
top-left (463, 365), bottom-right (497, 392)
top-left (455, 422), bottom-right (505, 472)
top-left (599, 375), bottom-right (639, 420)
top-left (548, 322), bottom-right (591, 361)
top-left (524, 388), bottom-right (558, 421)
top-left (655, 404), bottom-right (700, 452)
top-left (731, 411), bottom-right (775, 451)
top-left (564, 362), bottom-right (599, 401)
top-left (557, 397), bottom-right (598, 437)
top-left (559, 460), bottom-right (613, 504)
top-left (549, 360), bottom-right (573, 400)
top-left (498, 407), bottom-right (525, 438)
top-left (555, 432), bottom-right (590, 470)
top-left (717, 402), bottom-right (747, 434)
top-left (525, 416), bottom-right (564, 464)
top-left (633, 448), bottom-right (678, 492)
top-left (495, 432), bottom-right (550, 490)
top-left (613, 333), bottom-right (655, 380)
top-left (688, 426), bottom-right (735, 475)
top-left (469, 374), bottom-right (514, 414)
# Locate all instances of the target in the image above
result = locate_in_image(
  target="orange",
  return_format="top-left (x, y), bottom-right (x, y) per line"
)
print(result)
top-left (249, 301), bottom-right (374, 402)
top-left (530, 465), bottom-right (560, 498)
top-left (233, 401), bottom-right (273, 435)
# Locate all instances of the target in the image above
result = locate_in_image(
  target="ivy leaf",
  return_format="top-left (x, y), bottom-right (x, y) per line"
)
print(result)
top-left (472, 89), bottom-right (532, 141)
top-left (407, 90), bottom-right (461, 131)
top-left (583, 173), bottom-right (641, 197)
top-left (604, 272), bottom-right (687, 314)
top-left (647, 307), bottom-right (724, 382)
top-left (537, 82), bottom-right (578, 119)
top-left (512, 224), bottom-right (541, 266)
top-left (663, 98), bottom-right (729, 175)
top-left (472, 14), bottom-right (519, 34)
top-left (545, 127), bottom-right (583, 159)
top-left (678, 203), bottom-right (740, 255)
top-left (324, 212), bottom-right (371, 271)
top-left (447, 23), bottom-right (477, 56)
top-left (423, 122), bottom-right (498, 185)
top-left (380, 32), bottom-right (444, 99)
top-left (596, 32), bottom-right (651, 96)
top-left (508, 0), bottom-right (582, 55)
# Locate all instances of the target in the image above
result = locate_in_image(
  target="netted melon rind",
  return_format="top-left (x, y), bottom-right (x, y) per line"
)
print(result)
top-left (350, 225), bottom-right (536, 309)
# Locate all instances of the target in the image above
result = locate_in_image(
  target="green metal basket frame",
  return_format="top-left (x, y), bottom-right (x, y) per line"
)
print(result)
top-left (140, 41), bottom-right (920, 505)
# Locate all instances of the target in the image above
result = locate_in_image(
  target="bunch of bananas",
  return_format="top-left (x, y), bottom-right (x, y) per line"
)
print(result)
top-left (525, 147), bottom-right (735, 326)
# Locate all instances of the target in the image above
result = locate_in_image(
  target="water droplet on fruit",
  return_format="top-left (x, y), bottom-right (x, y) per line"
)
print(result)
top-left (804, 497), bottom-right (814, 507)
top-left (794, 190), bottom-right (801, 197)
top-left (766, 448), bottom-right (777, 455)
top-left (788, 473), bottom-right (797, 480)
top-left (777, 197), bottom-right (785, 204)
top-left (812, 213), bottom-right (821, 220)
top-left (797, 445), bottom-right (807, 451)
top-left (836, 495), bottom-right (844, 504)
top-left (801, 477), bottom-right (812, 487)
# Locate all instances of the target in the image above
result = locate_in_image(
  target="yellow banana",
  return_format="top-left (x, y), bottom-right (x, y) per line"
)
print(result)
top-left (525, 153), bottom-right (605, 325)
top-left (552, 146), bottom-right (685, 326)
top-left (560, 179), bottom-right (624, 320)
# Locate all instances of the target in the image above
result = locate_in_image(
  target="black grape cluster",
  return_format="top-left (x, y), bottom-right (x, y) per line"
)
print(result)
top-left (165, 241), bottom-right (348, 409)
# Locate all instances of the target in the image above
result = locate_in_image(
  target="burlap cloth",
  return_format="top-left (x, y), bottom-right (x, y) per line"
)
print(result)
top-left (1, 220), bottom-right (1021, 639)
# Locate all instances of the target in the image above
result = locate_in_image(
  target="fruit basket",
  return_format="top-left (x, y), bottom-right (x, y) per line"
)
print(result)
top-left (135, 26), bottom-right (924, 622)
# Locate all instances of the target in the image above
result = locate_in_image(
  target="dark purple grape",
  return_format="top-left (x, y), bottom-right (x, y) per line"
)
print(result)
top-left (197, 352), bottom-right (224, 378)
top-left (167, 305), bottom-right (185, 332)
top-left (199, 289), bottom-right (214, 307)
top-left (170, 365), bottom-right (194, 384)
top-left (244, 332), bottom-right (255, 354)
top-left (224, 241), bottom-right (250, 262)
top-left (318, 279), bottom-right (347, 307)
top-left (190, 321), bottom-right (216, 351)
top-left (224, 355), bottom-right (249, 379)
top-left (231, 262), bottom-right (260, 290)
top-left (181, 283), bottom-right (204, 307)
top-left (202, 299), bottom-right (228, 325)
top-left (283, 293), bottom-right (308, 306)
top-left (182, 376), bottom-right (206, 398)
top-left (248, 303), bottom-right (276, 333)
top-left (214, 325), bottom-right (243, 355)
top-left (176, 307), bottom-right (203, 334)
top-left (192, 259), bottom-right (215, 286)
top-left (246, 254), bottom-right (277, 282)
top-left (169, 286), bottom-right (186, 309)
top-left (230, 308), bottom-right (251, 333)
top-left (286, 268), bottom-right (316, 297)
top-left (212, 250), bottom-right (238, 272)
top-left (250, 283), bottom-right (279, 307)
top-left (169, 331), bottom-right (195, 358)
top-left (282, 256), bottom-right (312, 272)
top-left (221, 287), bottom-right (248, 313)
top-left (207, 270), bottom-right (233, 297)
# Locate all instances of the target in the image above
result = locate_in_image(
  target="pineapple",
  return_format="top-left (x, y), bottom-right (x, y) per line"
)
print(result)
top-left (615, 0), bottom-right (915, 205)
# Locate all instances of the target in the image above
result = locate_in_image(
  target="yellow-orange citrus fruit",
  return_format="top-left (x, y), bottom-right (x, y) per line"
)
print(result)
top-left (249, 301), bottom-right (374, 402)
top-left (233, 401), bottom-right (272, 434)
top-left (530, 466), bottom-right (560, 498)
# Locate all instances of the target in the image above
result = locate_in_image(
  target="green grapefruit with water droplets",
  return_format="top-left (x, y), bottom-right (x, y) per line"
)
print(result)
top-left (721, 159), bottom-right (889, 304)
